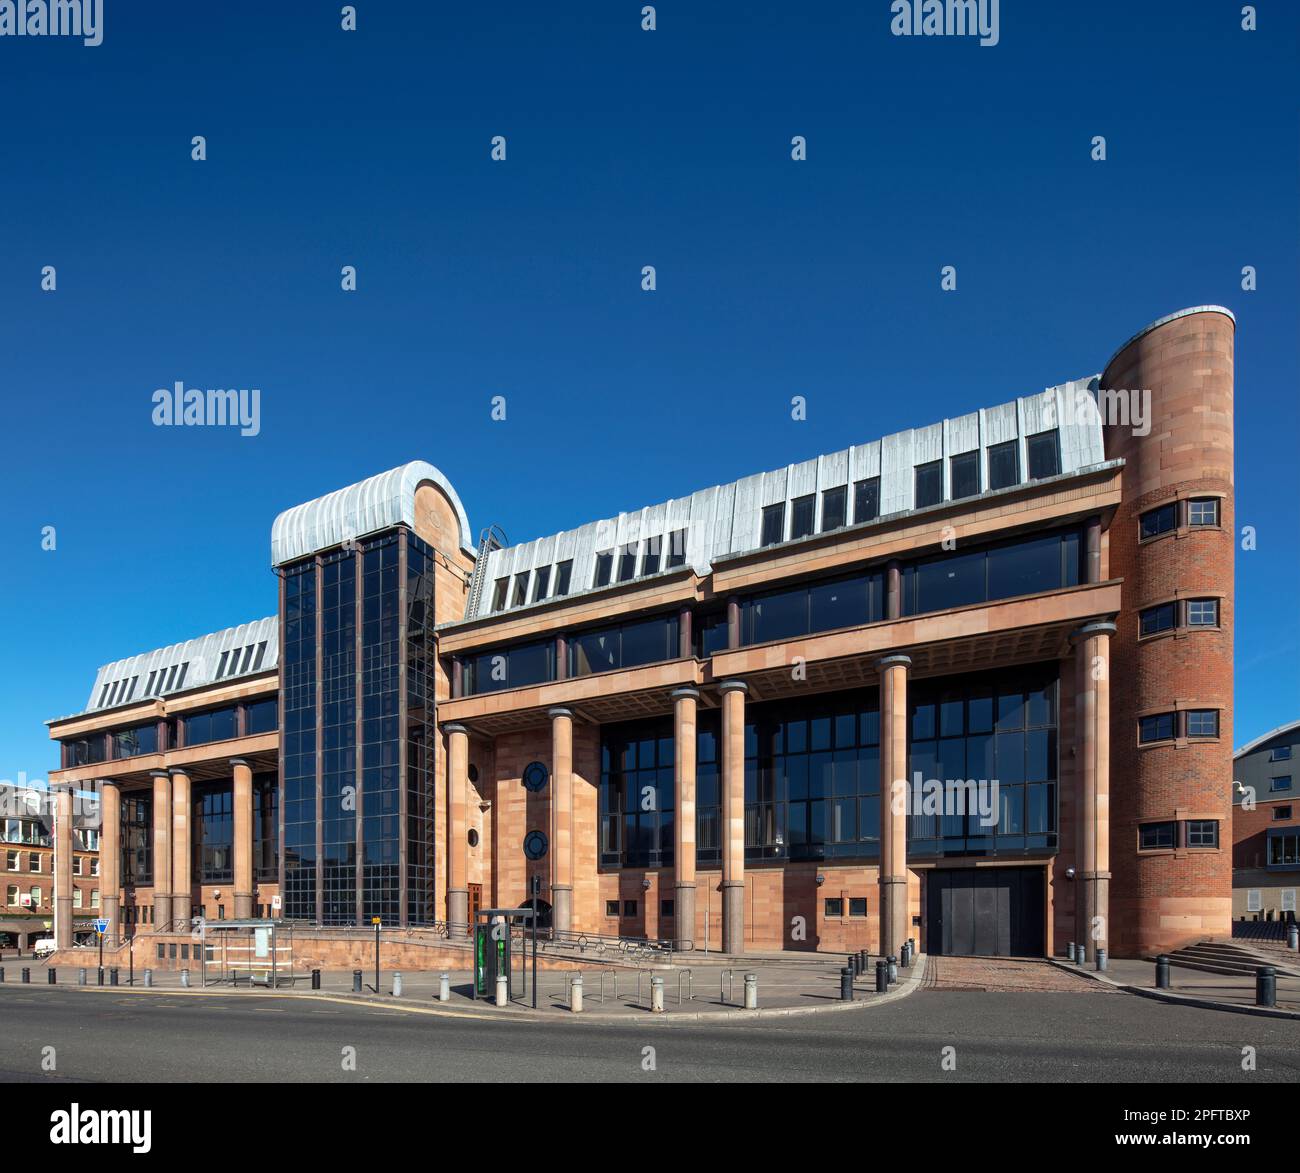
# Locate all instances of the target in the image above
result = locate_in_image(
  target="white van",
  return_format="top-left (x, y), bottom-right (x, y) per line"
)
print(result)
top-left (33, 938), bottom-right (57, 959)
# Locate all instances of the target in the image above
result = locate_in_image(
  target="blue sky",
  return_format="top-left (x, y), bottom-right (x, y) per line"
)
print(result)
top-left (1, 1), bottom-right (1296, 778)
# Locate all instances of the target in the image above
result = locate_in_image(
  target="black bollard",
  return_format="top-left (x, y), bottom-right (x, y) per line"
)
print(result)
top-left (311, 969), bottom-right (321, 990)
top-left (875, 959), bottom-right (888, 993)
top-left (352, 969), bottom-right (363, 993)
top-left (1066, 941), bottom-right (1075, 963)
top-left (840, 966), bottom-right (854, 1001)
top-left (96, 967), bottom-right (104, 986)
top-left (887, 954), bottom-right (898, 984)
top-left (1155, 955), bottom-right (1171, 989)
top-left (110, 968), bottom-right (119, 987)
top-left (21, 967), bottom-right (30, 984)
top-left (0, 966), bottom-right (5, 982)
top-left (1256, 966), bottom-right (1276, 1009)
top-left (49, 968), bottom-right (57, 985)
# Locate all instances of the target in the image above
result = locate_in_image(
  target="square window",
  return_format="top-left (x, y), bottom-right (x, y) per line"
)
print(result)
top-left (1026, 430), bottom-right (1060, 479)
top-left (1270, 776), bottom-right (1292, 793)
top-left (1140, 503), bottom-right (1177, 539)
top-left (660, 899), bottom-right (675, 918)
top-left (1140, 603), bottom-right (1176, 636)
top-left (1185, 819), bottom-right (1219, 848)
top-left (853, 478), bottom-right (880, 524)
top-left (605, 900), bottom-right (619, 917)
top-left (1188, 498), bottom-right (1220, 527)
top-left (821, 486), bottom-right (847, 532)
top-left (849, 897), bottom-right (868, 918)
top-left (914, 461), bottom-right (943, 508)
top-left (1270, 746), bottom-right (1293, 762)
top-left (1139, 821), bottom-right (1177, 850)
top-left (950, 451), bottom-right (980, 500)
top-left (791, 495), bottom-right (815, 540)
top-left (1186, 710), bottom-right (1219, 738)
top-left (622, 899), bottom-right (638, 917)
top-left (824, 897), bottom-right (844, 918)
top-left (987, 441), bottom-right (1019, 490)
top-left (1139, 713), bottom-right (1175, 744)
top-left (761, 503), bottom-right (785, 546)
top-left (1272, 806), bottom-right (1292, 821)
top-left (1186, 599), bottom-right (1218, 626)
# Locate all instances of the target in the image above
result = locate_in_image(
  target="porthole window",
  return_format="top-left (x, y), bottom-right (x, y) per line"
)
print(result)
top-left (522, 761), bottom-right (549, 792)
top-left (467, 828), bottom-right (479, 848)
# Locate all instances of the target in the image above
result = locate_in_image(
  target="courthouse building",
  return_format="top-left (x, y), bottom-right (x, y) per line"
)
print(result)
top-left (46, 305), bottom-right (1236, 959)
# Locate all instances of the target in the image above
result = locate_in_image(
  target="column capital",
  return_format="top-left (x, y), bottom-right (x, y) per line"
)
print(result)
top-left (442, 723), bottom-right (469, 737)
top-left (670, 687), bottom-right (701, 702)
top-left (718, 679), bottom-right (749, 696)
top-left (170, 765), bottom-right (194, 777)
top-left (878, 654), bottom-right (913, 671)
top-left (1069, 620), bottom-right (1118, 644)
top-left (226, 759), bottom-right (250, 771)
top-left (547, 707), bottom-right (574, 720)
top-left (148, 769), bottom-right (170, 780)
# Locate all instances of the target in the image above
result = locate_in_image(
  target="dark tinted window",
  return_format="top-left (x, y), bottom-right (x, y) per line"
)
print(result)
top-left (617, 544), bottom-right (638, 582)
top-left (791, 495), bottom-right (815, 540)
top-left (532, 565), bottom-right (552, 602)
top-left (1139, 821), bottom-right (1177, 849)
top-left (1140, 503), bottom-right (1176, 539)
top-left (1186, 599), bottom-right (1218, 626)
top-left (111, 724), bottom-right (158, 759)
top-left (908, 547), bottom-right (986, 612)
top-left (246, 699), bottom-right (278, 735)
top-left (1186, 819), bottom-right (1218, 847)
top-left (1026, 430), bottom-right (1060, 479)
top-left (821, 486), bottom-right (847, 532)
top-left (694, 610), bottom-right (729, 658)
top-left (665, 530), bottom-right (688, 568)
top-left (1139, 713), bottom-right (1175, 743)
top-left (1188, 498), bottom-right (1219, 526)
top-left (987, 441), bottom-right (1019, 490)
top-left (490, 578), bottom-right (508, 611)
top-left (950, 451), bottom-right (979, 499)
top-left (570, 615), bottom-right (679, 677)
top-left (761, 503), bottom-right (785, 546)
top-left (986, 533), bottom-right (1069, 599)
top-left (639, 538), bottom-right (661, 576)
top-left (1140, 603), bottom-right (1176, 636)
top-left (854, 478), bottom-right (880, 523)
top-left (915, 460), bottom-right (943, 508)
top-left (511, 573), bottom-right (530, 606)
top-left (465, 640), bottom-right (554, 694)
top-left (183, 707), bottom-right (238, 746)
top-left (1187, 709), bottom-right (1219, 738)
top-left (554, 560), bottom-right (573, 595)
top-left (593, 551), bottom-right (614, 588)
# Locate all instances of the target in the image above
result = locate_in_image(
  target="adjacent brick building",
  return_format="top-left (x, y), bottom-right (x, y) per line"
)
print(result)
top-left (46, 306), bottom-right (1238, 959)
top-left (1231, 719), bottom-right (1299, 922)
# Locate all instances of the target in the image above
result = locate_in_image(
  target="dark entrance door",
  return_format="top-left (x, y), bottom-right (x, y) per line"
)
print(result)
top-left (926, 867), bottom-right (1045, 957)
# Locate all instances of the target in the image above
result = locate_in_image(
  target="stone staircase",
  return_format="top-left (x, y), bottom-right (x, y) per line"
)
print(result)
top-left (1160, 939), bottom-right (1300, 979)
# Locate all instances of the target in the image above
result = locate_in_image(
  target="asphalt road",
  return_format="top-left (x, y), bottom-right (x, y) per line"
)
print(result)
top-left (2, 986), bottom-right (1297, 1083)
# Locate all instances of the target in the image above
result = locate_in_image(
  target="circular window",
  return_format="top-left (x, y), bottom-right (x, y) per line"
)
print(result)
top-left (523, 830), bottom-right (549, 860)
top-left (468, 763), bottom-right (479, 784)
top-left (522, 761), bottom-right (549, 793)
top-left (468, 828), bottom-right (480, 848)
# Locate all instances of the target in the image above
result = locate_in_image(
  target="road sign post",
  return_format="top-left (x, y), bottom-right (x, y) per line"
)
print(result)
top-left (94, 918), bottom-right (107, 983)
top-left (371, 917), bottom-right (381, 994)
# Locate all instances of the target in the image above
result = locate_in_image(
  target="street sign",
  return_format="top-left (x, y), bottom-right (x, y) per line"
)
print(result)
top-left (93, 919), bottom-right (109, 935)
top-left (371, 916), bottom-right (381, 926)
top-left (271, 894), bottom-right (282, 912)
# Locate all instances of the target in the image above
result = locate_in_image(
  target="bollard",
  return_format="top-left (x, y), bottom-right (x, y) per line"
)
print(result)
top-left (570, 973), bottom-right (583, 1013)
top-left (49, 968), bottom-right (57, 985)
top-left (1256, 966), bottom-right (1276, 1009)
top-left (144, 969), bottom-right (153, 988)
top-left (0, 966), bottom-right (4, 982)
top-left (97, 967), bottom-right (104, 987)
top-left (495, 973), bottom-right (507, 1007)
top-left (78, 967), bottom-right (86, 986)
top-left (1066, 941), bottom-right (1075, 963)
top-left (110, 967), bottom-right (119, 987)
top-left (22, 967), bottom-right (31, 984)
top-left (840, 966), bottom-right (854, 1001)
top-left (438, 972), bottom-right (450, 1002)
top-left (1289, 923), bottom-right (1299, 952)
top-left (353, 969), bottom-right (363, 993)
top-left (180, 968), bottom-right (190, 988)
top-left (849, 953), bottom-right (860, 978)
top-left (887, 955), bottom-right (898, 985)
top-left (875, 959), bottom-right (888, 993)
top-left (650, 975), bottom-right (664, 1013)
top-left (1095, 948), bottom-right (1107, 973)
top-left (392, 972), bottom-right (403, 998)
top-left (311, 969), bottom-right (321, 990)
top-left (1155, 955), bottom-right (1170, 989)
top-left (744, 973), bottom-right (757, 1010)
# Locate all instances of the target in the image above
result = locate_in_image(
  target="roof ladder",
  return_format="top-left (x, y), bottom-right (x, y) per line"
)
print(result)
top-left (464, 525), bottom-right (507, 618)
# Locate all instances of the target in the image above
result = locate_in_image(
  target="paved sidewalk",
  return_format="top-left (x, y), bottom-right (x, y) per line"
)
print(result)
top-left (923, 955), bottom-right (1113, 994)
top-left (1050, 956), bottom-right (1300, 1017)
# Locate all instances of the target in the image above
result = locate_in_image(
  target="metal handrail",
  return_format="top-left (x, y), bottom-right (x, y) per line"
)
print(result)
top-left (677, 968), bottom-right (692, 1005)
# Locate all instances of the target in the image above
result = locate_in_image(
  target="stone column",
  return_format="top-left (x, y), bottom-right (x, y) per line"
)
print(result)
top-left (878, 655), bottom-right (912, 960)
top-left (232, 760), bottom-right (254, 919)
top-left (150, 770), bottom-right (172, 928)
top-left (170, 768), bottom-right (192, 924)
top-left (550, 707), bottom-right (574, 935)
top-left (1072, 621), bottom-right (1116, 963)
top-left (445, 724), bottom-right (469, 938)
top-left (719, 680), bottom-right (748, 954)
top-left (54, 786), bottom-right (74, 950)
top-left (672, 688), bottom-right (700, 950)
top-left (98, 781), bottom-right (120, 940)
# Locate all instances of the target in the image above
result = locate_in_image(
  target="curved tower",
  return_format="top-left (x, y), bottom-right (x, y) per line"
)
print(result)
top-left (1103, 306), bottom-right (1235, 956)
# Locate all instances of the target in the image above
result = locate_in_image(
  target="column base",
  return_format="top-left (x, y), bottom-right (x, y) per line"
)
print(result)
top-left (173, 897), bottom-right (192, 925)
top-left (721, 881), bottom-right (744, 955)
top-left (674, 883), bottom-right (696, 951)
top-left (153, 894), bottom-right (173, 930)
top-left (234, 894), bottom-right (253, 919)
top-left (878, 875), bottom-right (908, 959)
top-left (553, 885), bottom-right (573, 936)
top-left (447, 889), bottom-right (468, 938)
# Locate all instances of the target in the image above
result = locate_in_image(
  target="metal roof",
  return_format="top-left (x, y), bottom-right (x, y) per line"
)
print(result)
top-left (77, 616), bottom-right (279, 717)
top-left (270, 460), bottom-right (474, 566)
top-left (464, 378), bottom-right (1108, 622)
top-left (1234, 719), bottom-right (1300, 760)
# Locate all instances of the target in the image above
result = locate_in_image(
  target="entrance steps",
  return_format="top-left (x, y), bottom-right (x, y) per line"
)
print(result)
top-left (1159, 940), bottom-right (1300, 979)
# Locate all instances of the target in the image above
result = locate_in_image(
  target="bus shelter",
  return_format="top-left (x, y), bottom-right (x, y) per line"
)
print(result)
top-left (199, 918), bottom-right (295, 988)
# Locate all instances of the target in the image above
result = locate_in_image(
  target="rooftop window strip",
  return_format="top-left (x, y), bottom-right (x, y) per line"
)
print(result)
top-left (253, 641), bottom-right (268, 670)
top-left (511, 572), bottom-right (530, 607)
top-left (176, 663), bottom-right (188, 688)
top-left (853, 477), bottom-right (880, 523)
top-left (593, 550), bottom-right (614, 588)
top-left (554, 559), bottom-right (573, 596)
top-left (987, 440), bottom-right (1019, 491)
top-left (820, 485), bottom-right (847, 533)
top-left (490, 578), bottom-right (509, 612)
top-left (217, 651), bottom-right (229, 678)
top-left (532, 565), bottom-right (552, 603)
top-left (666, 529), bottom-right (687, 567)
top-left (617, 544), bottom-right (639, 583)
top-left (761, 503), bottom-right (785, 546)
top-left (640, 536), bottom-right (661, 576)
top-left (1026, 429), bottom-right (1062, 480)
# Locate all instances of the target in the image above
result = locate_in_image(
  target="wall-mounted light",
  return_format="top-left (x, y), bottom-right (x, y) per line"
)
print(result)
top-left (815, 873), bottom-right (826, 886)
top-left (1064, 868), bottom-right (1075, 881)
top-left (641, 878), bottom-right (651, 891)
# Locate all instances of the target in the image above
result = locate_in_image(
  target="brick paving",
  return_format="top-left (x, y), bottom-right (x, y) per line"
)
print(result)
top-left (921, 955), bottom-right (1113, 994)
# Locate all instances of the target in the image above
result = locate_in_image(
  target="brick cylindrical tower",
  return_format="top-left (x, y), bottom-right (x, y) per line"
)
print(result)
top-left (1103, 306), bottom-right (1235, 957)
